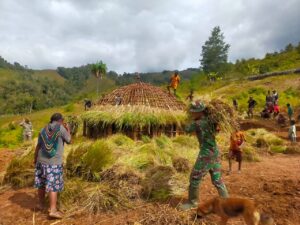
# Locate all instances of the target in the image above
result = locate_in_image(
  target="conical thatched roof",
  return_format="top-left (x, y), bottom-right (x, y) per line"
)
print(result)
top-left (97, 82), bottom-right (186, 110)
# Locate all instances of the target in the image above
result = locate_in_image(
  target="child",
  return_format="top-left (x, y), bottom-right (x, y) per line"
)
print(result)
top-left (289, 120), bottom-right (297, 143)
top-left (186, 90), bottom-right (194, 102)
top-left (179, 101), bottom-right (228, 211)
top-left (228, 129), bottom-right (246, 173)
top-left (287, 103), bottom-right (294, 121)
top-left (273, 104), bottom-right (280, 117)
top-left (277, 113), bottom-right (286, 127)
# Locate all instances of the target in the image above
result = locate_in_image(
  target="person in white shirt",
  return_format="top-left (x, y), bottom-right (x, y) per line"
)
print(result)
top-left (289, 120), bottom-right (297, 143)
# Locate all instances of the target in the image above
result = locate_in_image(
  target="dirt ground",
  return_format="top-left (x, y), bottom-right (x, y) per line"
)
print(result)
top-left (0, 118), bottom-right (299, 225)
top-left (0, 149), bottom-right (299, 225)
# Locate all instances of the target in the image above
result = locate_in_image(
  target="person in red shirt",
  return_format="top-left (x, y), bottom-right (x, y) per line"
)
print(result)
top-left (273, 104), bottom-right (280, 117)
top-left (228, 130), bottom-right (246, 174)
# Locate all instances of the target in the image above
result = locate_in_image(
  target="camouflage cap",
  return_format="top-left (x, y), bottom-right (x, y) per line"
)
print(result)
top-left (189, 100), bottom-right (206, 112)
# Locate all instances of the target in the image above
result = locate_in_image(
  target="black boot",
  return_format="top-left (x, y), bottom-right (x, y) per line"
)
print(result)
top-left (179, 185), bottom-right (199, 211)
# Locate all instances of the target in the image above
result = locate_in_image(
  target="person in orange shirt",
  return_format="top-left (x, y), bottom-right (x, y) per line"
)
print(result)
top-left (228, 129), bottom-right (246, 174)
top-left (167, 71), bottom-right (180, 95)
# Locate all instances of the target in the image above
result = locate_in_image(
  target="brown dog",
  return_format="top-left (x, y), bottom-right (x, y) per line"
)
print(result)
top-left (197, 197), bottom-right (274, 225)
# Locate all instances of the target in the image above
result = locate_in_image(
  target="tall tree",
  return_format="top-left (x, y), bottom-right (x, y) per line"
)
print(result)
top-left (200, 26), bottom-right (230, 74)
top-left (91, 61), bottom-right (107, 97)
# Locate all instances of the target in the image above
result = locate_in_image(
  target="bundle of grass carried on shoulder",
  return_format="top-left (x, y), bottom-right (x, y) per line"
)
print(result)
top-left (203, 99), bottom-right (239, 135)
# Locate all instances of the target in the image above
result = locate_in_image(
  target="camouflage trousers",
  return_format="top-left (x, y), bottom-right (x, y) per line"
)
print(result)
top-left (189, 155), bottom-right (228, 198)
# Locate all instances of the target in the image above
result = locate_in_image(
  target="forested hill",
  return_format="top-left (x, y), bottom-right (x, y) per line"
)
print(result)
top-left (0, 57), bottom-right (199, 115)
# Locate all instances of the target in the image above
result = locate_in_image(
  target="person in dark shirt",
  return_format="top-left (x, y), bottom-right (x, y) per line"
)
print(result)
top-left (232, 99), bottom-right (238, 111)
top-left (247, 97), bottom-right (257, 118)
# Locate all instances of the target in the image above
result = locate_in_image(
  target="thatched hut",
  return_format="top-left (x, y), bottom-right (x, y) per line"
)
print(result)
top-left (82, 82), bottom-right (187, 140)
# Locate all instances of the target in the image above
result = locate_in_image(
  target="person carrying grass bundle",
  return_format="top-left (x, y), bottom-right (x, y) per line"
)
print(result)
top-left (33, 113), bottom-right (71, 219)
top-left (179, 100), bottom-right (229, 211)
top-left (167, 71), bottom-right (180, 95)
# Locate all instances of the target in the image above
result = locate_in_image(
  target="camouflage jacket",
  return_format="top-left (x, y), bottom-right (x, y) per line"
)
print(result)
top-left (185, 117), bottom-right (219, 160)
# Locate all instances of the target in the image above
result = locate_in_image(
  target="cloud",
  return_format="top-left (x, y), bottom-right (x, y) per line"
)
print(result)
top-left (0, 0), bottom-right (299, 73)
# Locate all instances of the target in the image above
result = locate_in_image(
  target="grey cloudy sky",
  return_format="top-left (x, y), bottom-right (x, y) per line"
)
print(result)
top-left (0, 0), bottom-right (299, 73)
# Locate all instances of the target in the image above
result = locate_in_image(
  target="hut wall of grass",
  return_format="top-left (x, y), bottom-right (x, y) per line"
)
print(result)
top-left (82, 106), bottom-right (187, 140)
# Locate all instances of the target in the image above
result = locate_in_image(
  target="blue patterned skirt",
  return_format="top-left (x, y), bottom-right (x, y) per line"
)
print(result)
top-left (34, 162), bottom-right (64, 192)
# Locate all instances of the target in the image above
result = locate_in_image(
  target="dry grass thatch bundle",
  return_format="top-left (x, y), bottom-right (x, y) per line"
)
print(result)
top-left (205, 99), bottom-right (239, 134)
top-left (284, 145), bottom-right (300, 154)
top-left (172, 157), bottom-right (190, 173)
top-left (137, 204), bottom-right (195, 225)
top-left (100, 165), bottom-right (142, 200)
top-left (3, 148), bottom-right (34, 188)
top-left (66, 140), bottom-right (115, 180)
top-left (60, 179), bottom-right (132, 213)
top-left (82, 105), bottom-right (188, 129)
top-left (142, 165), bottom-right (175, 200)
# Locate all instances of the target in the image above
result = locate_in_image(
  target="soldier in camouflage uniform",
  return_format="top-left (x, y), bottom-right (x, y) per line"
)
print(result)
top-left (179, 101), bottom-right (229, 211)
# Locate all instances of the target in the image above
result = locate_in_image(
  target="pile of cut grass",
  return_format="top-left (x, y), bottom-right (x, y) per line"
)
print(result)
top-left (284, 145), bottom-right (300, 154)
top-left (66, 140), bottom-right (115, 180)
top-left (60, 179), bottom-right (131, 213)
top-left (246, 129), bottom-right (287, 154)
top-left (142, 165), bottom-right (175, 201)
top-left (137, 204), bottom-right (193, 225)
top-left (3, 147), bottom-right (34, 187)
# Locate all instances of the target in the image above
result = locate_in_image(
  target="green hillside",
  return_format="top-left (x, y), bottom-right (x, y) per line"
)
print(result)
top-left (33, 70), bottom-right (65, 84)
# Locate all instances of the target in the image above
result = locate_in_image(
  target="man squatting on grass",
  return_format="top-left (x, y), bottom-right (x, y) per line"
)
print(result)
top-left (34, 113), bottom-right (71, 219)
top-left (179, 101), bottom-right (228, 211)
